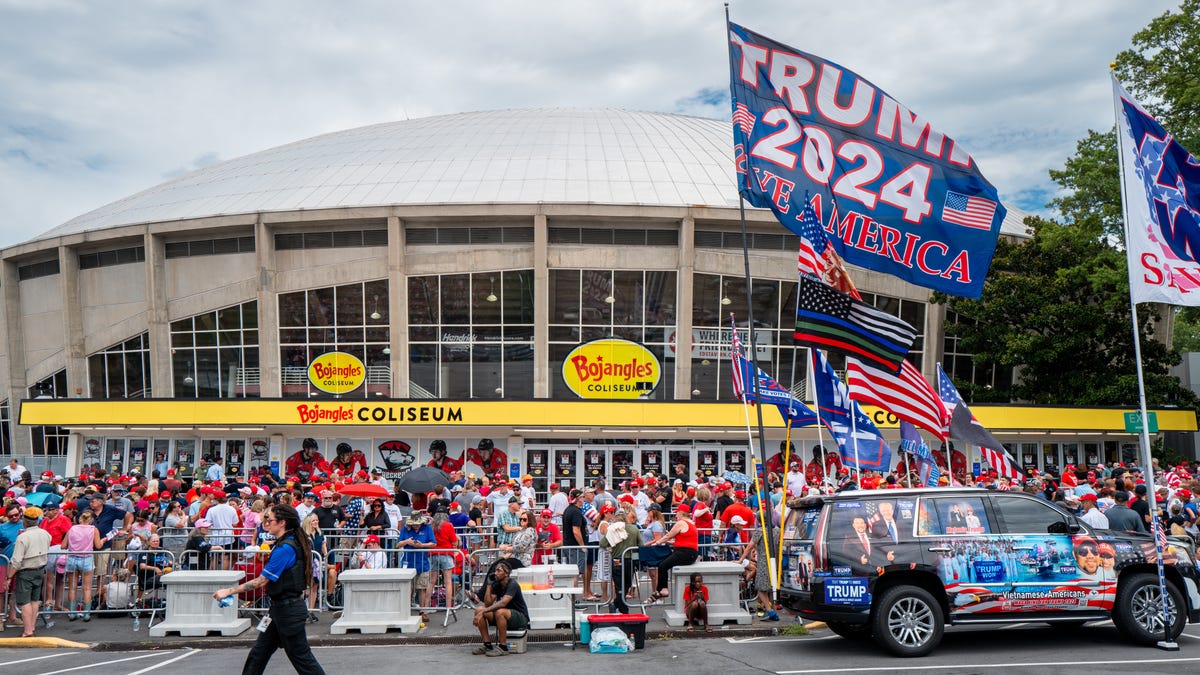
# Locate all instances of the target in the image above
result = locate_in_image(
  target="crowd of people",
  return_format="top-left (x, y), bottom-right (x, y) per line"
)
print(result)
top-left (4, 448), bottom-right (1192, 641)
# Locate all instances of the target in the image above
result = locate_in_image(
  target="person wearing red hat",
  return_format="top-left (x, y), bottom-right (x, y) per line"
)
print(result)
top-left (355, 534), bottom-right (386, 570)
top-left (1077, 493), bottom-right (1109, 529)
top-left (629, 478), bottom-right (652, 523)
top-left (722, 491), bottom-right (755, 544)
top-left (533, 508), bottom-right (562, 564)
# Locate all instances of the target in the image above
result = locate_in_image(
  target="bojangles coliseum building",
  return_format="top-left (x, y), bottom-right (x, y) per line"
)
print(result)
top-left (3, 109), bottom-right (1194, 494)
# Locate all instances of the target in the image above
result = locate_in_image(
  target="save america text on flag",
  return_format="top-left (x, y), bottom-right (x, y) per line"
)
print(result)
top-left (1114, 76), bottom-right (1200, 306)
top-left (728, 22), bottom-right (1006, 298)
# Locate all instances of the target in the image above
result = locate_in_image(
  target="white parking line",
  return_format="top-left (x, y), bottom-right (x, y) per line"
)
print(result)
top-left (125, 649), bottom-right (200, 675)
top-left (38, 652), bottom-right (165, 675)
top-left (726, 636), bottom-right (838, 644)
top-left (776, 656), bottom-right (1200, 674)
top-left (1180, 633), bottom-right (1200, 640)
top-left (0, 652), bottom-right (73, 666)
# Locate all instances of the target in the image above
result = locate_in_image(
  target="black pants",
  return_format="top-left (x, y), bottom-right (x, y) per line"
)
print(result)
top-left (610, 554), bottom-right (634, 613)
top-left (657, 548), bottom-right (698, 594)
top-left (242, 597), bottom-right (325, 675)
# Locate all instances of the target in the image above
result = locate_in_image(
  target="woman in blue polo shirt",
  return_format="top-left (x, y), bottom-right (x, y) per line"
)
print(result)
top-left (214, 504), bottom-right (324, 675)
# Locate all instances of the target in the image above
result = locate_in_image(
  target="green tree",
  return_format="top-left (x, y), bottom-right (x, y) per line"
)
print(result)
top-left (937, 0), bottom-right (1200, 408)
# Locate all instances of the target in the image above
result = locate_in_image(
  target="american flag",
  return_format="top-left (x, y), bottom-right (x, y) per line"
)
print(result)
top-left (942, 190), bottom-right (998, 230)
top-left (846, 357), bottom-right (948, 440)
top-left (795, 201), bottom-right (829, 278)
top-left (730, 315), bottom-right (746, 401)
top-left (1156, 519), bottom-right (1169, 552)
top-left (936, 365), bottom-right (1022, 479)
top-left (733, 103), bottom-right (756, 136)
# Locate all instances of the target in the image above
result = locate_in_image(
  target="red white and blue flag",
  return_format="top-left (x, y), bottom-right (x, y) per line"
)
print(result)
top-left (731, 317), bottom-right (819, 428)
top-left (936, 365), bottom-right (1021, 479)
top-left (942, 191), bottom-right (998, 230)
top-left (729, 22), bottom-right (1006, 298)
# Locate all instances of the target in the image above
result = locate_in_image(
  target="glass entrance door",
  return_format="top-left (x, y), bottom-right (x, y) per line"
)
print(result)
top-left (611, 447), bottom-right (635, 482)
top-left (527, 447), bottom-right (550, 502)
top-left (639, 447), bottom-right (664, 478)
top-left (553, 447), bottom-right (579, 490)
top-left (225, 439), bottom-right (246, 477)
top-left (667, 449), bottom-right (692, 484)
top-left (105, 438), bottom-right (126, 475)
top-left (696, 446), bottom-right (721, 481)
top-left (126, 438), bottom-right (149, 476)
top-left (582, 446), bottom-right (607, 485)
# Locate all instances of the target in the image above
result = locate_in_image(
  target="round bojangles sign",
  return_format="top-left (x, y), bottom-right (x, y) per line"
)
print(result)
top-left (561, 338), bottom-right (661, 399)
top-left (308, 351), bottom-right (367, 395)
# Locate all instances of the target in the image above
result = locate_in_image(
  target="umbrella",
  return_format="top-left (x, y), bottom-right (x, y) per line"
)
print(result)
top-left (394, 466), bottom-right (451, 494)
top-left (25, 492), bottom-right (63, 507)
top-left (723, 470), bottom-right (753, 485)
top-left (337, 483), bottom-right (390, 499)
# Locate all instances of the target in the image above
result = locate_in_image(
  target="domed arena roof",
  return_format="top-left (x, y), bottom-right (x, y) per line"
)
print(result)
top-left (36, 107), bottom-right (1032, 242)
top-left (39, 108), bottom-right (741, 240)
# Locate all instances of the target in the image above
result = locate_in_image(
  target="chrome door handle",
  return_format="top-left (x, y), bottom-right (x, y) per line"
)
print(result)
top-left (927, 547), bottom-right (951, 553)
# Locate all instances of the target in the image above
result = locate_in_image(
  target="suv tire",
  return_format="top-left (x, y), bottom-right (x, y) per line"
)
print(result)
top-left (1113, 573), bottom-right (1185, 644)
top-left (826, 620), bottom-right (871, 640)
top-left (871, 585), bottom-right (943, 657)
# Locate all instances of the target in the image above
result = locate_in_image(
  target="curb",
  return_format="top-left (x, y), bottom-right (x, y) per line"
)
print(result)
top-left (0, 637), bottom-right (90, 649)
top-left (93, 624), bottom-right (822, 652)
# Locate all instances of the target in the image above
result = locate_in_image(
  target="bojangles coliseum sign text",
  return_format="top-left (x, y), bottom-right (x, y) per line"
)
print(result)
top-left (295, 403), bottom-right (464, 424)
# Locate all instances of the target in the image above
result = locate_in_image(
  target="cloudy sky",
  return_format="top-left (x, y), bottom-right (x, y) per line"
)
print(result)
top-left (0, 0), bottom-right (1181, 248)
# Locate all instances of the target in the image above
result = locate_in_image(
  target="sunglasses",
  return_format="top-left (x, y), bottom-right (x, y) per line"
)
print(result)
top-left (1100, 552), bottom-right (1115, 559)
top-left (1078, 545), bottom-right (1099, 556)
top-left (519, 518), bottom-right (530, 522)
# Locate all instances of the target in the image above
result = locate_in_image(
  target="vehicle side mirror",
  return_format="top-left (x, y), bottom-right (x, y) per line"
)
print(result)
top-left (1048, 520), bottom-right (1082, 535)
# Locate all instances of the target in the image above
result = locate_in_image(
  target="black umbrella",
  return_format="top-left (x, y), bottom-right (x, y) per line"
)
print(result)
top-left (394, 466), bottom-right (451, 494)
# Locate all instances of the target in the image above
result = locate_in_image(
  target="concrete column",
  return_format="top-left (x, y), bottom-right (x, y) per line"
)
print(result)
top-left (59, 245), bottom-right (87, 397)
top-left (255, 216), bottom-right (281, 397)
top-left (145, 231), bottom-right (173, 397)
top-left (388, 215), bottom-right (407, 397)
top-left (1, 260), bottom-right (30, 452)
top-left (676, 213), bottom-right (695, 400)
top-left (925, 300), bottom-right (946, 382)
top-left (533, 213), bottom-right (549, 398)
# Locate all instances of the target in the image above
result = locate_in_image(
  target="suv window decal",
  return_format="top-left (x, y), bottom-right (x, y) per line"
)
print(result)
top-left (918, 497), bottom-right (990, 536)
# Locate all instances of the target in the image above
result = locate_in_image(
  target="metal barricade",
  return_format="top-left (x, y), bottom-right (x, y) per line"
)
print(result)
top-left (27, 548), bottom-right (178, 630)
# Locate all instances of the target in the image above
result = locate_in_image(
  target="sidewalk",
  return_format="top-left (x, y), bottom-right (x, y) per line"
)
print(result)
top-left (3, 602), bottom-right (808, 651)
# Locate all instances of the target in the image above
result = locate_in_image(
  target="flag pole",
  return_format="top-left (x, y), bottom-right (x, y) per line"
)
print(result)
top-left (727, 4), bottom-right (777, 598)
top-left (1112, 72), bottom-right (1178, 651)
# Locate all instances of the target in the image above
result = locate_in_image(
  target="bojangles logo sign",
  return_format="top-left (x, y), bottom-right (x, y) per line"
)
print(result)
top-left (307, 351), bottom-right (366, 395)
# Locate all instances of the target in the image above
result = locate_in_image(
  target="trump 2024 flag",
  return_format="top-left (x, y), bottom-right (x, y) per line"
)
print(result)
top-left (728, 22), bottom-right (1007, 299)
top-left (1114, 75), bottom-right (1200, 306)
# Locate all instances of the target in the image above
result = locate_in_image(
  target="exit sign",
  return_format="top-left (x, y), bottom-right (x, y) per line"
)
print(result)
top-left (1124, 411), bottom-right (1158, 434)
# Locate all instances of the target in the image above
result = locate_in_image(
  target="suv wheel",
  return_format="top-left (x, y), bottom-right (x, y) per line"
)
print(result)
top-left (1113, 573), bottom-right (1185, 644)
top-left (825, 620), bottom-right (871, 640)
top-left (871, 585), bottom-right (943, 657)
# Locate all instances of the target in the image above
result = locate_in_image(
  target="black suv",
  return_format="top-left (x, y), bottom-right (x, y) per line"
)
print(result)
top-left (779, 488), bottom-right (1200, 656)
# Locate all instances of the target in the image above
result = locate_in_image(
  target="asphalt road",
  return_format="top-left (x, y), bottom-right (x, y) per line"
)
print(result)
top-left (2, 621), bottom-right (1199, 674)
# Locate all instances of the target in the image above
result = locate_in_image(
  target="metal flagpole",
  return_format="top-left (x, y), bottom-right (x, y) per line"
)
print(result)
top-left (727, 5), bottom-right (777, 598)
top-left (1112, 72), bottom-right (1178, 651)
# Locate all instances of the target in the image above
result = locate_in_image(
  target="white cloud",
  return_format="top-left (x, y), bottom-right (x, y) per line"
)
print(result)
top-left (0, 0), bottom-right (1181, 246)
